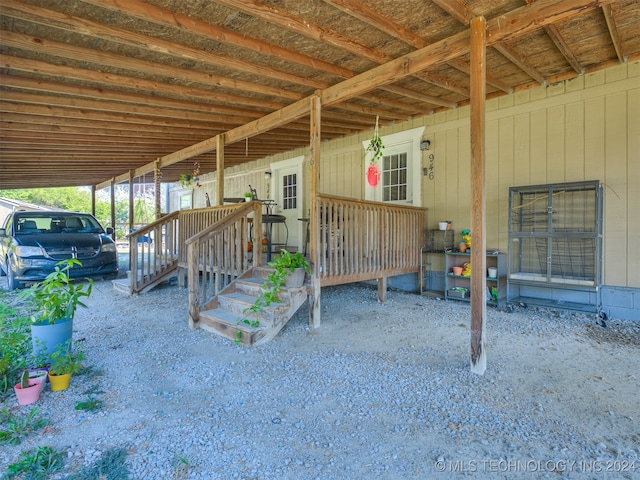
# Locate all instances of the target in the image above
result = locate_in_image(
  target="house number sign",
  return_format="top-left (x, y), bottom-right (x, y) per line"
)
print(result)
top-left (427, 153), bottom-right (435, 180)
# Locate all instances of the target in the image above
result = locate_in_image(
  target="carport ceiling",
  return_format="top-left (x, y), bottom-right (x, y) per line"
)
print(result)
top-left (1, 0), bottom-right (639, 190)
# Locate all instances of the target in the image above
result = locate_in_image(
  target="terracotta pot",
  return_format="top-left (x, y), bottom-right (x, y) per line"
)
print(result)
top-left (14, 380), bottom-right (42, 405)
top-left (458, 243), bottom-right (467, 253)
top-left (49, 373), bottom-right (72, 392)
top-left (452, 266), bottom-right (463, 276)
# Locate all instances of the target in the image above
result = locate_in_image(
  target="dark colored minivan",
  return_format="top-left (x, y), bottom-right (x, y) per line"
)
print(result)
top-left (0, 210), bottom-right (118, 290)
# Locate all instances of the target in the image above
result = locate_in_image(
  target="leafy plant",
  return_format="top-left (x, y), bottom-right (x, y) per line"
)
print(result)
top-left (21, 259), bottom-right (93, 325)
top-left (363, 115), bottom-right (384, 165)
top-left (0, 309), bottom-right (31, 395)
top-left (236, 250), bottom-right (310, 343)
top-left (0, 407), bottom-right (49, 446)
top-left (75, 396), bottom-right (104, 412)
top-left (65, 447), bottom-right (130, 480)
top-left (3, 446), bottom-right (64, 479)
top-left (49, 342), bottom-right (85, 376)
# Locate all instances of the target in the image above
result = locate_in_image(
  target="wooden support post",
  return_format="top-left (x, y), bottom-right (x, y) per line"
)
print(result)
top-left (128, 170), bottom-right (135, 232)
top-left (154, 160), bottom-right (161, 219)
top-left (187, 242), bottom-right (199, 328)
top-left (91, 185), bottom-right (96, 217)
top-left (110, 178), bottom-right (116, 241)
top-left (377, 276), bottom-right (387, 303)
top-left (216, 135), bottom-right (225, 206)
top-left (309, 94), bottom-right (321, 329)
top-left (470, 16), bottom-right (487, 375)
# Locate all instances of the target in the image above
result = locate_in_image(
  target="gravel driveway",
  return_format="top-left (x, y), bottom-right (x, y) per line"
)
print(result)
top-left (2, 279), bottom-right (639, 479)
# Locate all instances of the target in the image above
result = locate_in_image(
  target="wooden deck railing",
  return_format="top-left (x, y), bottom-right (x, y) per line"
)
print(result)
top-left (127, 211), bottom-right (180, 294)
top-left (314, 195), bottom-right (426, 286)
top-left (186, 201), bottom-right (263, 327)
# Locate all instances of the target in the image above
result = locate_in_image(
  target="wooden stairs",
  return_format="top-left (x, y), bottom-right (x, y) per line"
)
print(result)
top-left (197, 266), bottom-right (309, 346)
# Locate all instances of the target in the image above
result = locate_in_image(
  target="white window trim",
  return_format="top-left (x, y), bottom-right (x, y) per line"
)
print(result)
top-left (363, 127), bottom-right (424, 205)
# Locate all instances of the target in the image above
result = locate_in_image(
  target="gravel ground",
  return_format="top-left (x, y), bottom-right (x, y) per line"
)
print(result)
top-left (1, 277), bottom-right (639, 479)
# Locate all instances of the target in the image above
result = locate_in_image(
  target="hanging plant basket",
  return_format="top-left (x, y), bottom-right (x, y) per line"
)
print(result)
top-left (364, 116), bottom-right (384, 187)
top-left (367, 164), bottom-right (380, 187)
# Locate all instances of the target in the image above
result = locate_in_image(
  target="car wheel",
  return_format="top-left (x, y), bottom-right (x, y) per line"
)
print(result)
top-left (6, 257), bottom-right (24, 290)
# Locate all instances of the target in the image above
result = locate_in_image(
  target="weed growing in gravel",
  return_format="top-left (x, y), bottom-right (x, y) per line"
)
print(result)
top-left (0, 305), bottom-right (32, 396)
top-left (3, 446), bottom-right (64, 479)
top-left (0, 407), bottom-right (49, 446)
top-left (65, 447), bottom-right (130, 480)
top-left (75, 396), bottom-right (104, 412)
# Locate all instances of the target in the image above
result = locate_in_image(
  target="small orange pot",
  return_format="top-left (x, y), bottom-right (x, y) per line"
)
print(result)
top-left (452, 266), bottom-right (463, 276)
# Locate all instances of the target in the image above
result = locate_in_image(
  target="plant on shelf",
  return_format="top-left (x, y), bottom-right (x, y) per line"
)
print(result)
top-left (21, 258), bottom-right (92, 362)
top-left (244, 191), bottom-right (253, 201)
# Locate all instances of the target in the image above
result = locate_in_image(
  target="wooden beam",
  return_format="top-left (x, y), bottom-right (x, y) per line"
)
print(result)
top-left (109, 0), bottom-right (609, 189)
top-left (602, 4), bottom-right (626, 63)
top-left (309, 94), bottom-right (321, 329)
top-left (543, 23), bottom-right (584, 74)
top-left (0, 0), bottom-right (328, 91)
top-left (447, 58), bottom-right (513, 94)
top-left (324, 0), bottom-right (428, 49)
top-left (216, 0), bottom-right (389, 64)
top-left (381, 84), bottom-right (457, 109)
top-left (493, 43), bottom-right (546, 85)
top-left (469, 16), bottom-right (487, 375)
top-left (79, 0), bottom-right (354, 79)
top-left (1, 31), bottom-right (300, 102)
top-left (431, 0), bottom-right (474, 24)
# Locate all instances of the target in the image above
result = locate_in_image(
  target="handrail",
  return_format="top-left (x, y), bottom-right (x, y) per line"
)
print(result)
top-left (125, 211), bottom-right (178, 238)
top-left (187, 201), bottom-right (263, 327)
top-left (314, 194), bottom-right (426, 286)
top-left (127, 211), bottom-right (180, 294)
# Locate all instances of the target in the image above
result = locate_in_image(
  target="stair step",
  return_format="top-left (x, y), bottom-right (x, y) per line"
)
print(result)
top-left (200, 308), bottom-right (268, 331)
top-left (218, 290), bottom-right (290, 318)
top-left (198, 308), bottom-right (268, 345)
top-left (252, 266), bottom-right (276, 281)
top-left (235, 276), bottom-right (270, 296)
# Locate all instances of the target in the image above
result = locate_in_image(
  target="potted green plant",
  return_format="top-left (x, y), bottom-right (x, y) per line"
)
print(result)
top-left (21, 258), bottom-right (93, 363)
top-left (268, 249), bottom-right (310, 288)
top-left (48, 342), bottom-right (85, 392)
top-left (238, 250), bottom-right (310, 341)
top-left (244, 191), bottom-right (253, 202)
top-left (14, 369), bottom-right (42, 405)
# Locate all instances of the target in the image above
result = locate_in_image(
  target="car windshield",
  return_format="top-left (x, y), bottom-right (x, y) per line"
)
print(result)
top-left (14, 213), bottom-right (105, 234)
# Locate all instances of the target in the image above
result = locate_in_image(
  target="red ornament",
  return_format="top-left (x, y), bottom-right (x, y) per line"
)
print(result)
top-left (367, 164), bottom-right (380, 187)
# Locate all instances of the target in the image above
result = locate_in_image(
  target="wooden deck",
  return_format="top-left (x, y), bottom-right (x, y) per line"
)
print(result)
top-left (126, 196), bottom-right (426, 342)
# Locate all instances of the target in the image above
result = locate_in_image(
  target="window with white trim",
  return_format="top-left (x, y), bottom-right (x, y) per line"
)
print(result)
top-left (382, 152), bottom-right (408, 201)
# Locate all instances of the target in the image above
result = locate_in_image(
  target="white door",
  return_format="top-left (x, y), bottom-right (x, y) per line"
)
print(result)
top-left (271, 158), bottom-right (303, 252)
top-left (364, 127), bottom-right (424, 206)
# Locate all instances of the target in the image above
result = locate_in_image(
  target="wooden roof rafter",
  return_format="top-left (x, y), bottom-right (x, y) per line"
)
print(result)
top-left (0, 0), bottom-right (636, 190)
top-left (602, 3), bottom-right (627, 63)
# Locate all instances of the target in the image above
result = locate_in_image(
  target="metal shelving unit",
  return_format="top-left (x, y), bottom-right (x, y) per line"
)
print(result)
top-left (420, 230), bottom-right (455, 296)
